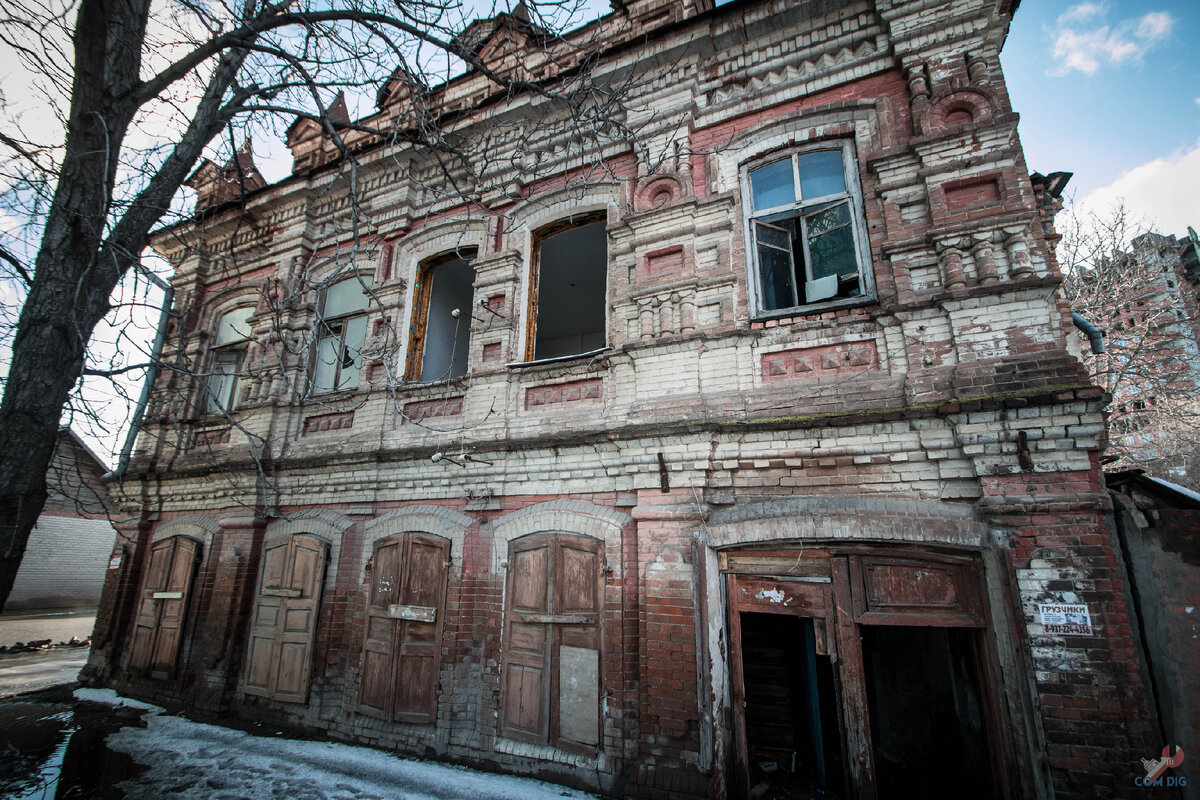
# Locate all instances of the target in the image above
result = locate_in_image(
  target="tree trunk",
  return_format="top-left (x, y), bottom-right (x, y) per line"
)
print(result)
top-left (0, 0), bottom-right (148, 612)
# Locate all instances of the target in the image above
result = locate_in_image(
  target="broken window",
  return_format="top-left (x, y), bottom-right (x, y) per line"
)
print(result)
top-left (128, 536), bottom-right (200, 679)
top-left (744, 144), bottom-right (871, 316)
top-left (205, 306), bottom-right (253, 413)
top-left (527, 214), bottom-right (607, 360)
top-left (358, 533), bottom-right (450, 722)
top-left (500, 533), bottom-right (602, 753)
top-left (243, 534), bottom-right (329, 703)
top-left (405, 250), bottom-right (477, 381)
top-left (313, 277), bottom-right (368, 394)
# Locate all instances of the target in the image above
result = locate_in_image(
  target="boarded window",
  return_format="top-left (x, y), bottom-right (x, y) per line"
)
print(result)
top-left (128, 536), bottom-right (200, 679)
top-left (526, 215), bottom-right (607, 361)
top-left (243, 534), bottom-right (329, 703)
top-left (358, 533), bottom-right (450, 722)
top-left (500, 533), bottom-right (602, 753)
top-left (405, 250), bottom-right (477, 382)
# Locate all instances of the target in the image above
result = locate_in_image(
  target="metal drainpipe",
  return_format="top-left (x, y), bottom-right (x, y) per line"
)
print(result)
top-left (103, 275), bottom-right (173, 483)
top-left (1071, 311), bottom-right (1105, 355)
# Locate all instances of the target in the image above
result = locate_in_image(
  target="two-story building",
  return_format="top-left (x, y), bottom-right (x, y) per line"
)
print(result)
top-left (85, 0), bottom-right (1162, 797)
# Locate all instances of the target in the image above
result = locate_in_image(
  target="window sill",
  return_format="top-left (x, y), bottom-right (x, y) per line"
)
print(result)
top-left (506, 347), bottom-right (611, 370)
top-left (307, 386), bottom-right (368, 405)
top-left (751, 292), bottom-right (876, 323)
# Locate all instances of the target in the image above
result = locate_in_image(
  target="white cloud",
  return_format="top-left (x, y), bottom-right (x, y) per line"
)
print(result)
top-left (1075, 139), bottom-right (1200, 238)
top-left (1050, 5), bottom-right (1175, 76)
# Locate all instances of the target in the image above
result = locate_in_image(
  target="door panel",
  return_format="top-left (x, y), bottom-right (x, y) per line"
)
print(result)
top-left (394, 534), bottom-right (449, 723)
top-left (243, 534), bottom-right (328, 703)
top-left (501, 534), bottom-right (603, 752)
top-left (357, 533), bottom-right (449, 723)
top-left (129, 536), bottom-right (199, 678)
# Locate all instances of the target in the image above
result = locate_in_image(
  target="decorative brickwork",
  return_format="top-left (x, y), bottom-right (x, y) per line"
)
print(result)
top-left (760, 341), bottom-right (879, 381)
top-left (402, 396), bottom-right (463, 421)
top-left (944, 176), bottom-right (1003, 210)
top-left (91, 0), bottom-right (1167, 797)
top-left (523, 378), bottom-right (601, 409)
top-left (303, 411), bottom-right (355, 434)
top-left (193, 427), bottom-right (231, 447)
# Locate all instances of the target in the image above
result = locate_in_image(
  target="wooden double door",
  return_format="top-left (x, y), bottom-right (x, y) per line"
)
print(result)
top-left (128, 536), bottom-right (200, 678)
top-left (357, 532), bottom-right (450, 723)
top-left (244, 534), bottom-right (328, 703)
top-left (727, 550), bottom-right (1009, 800)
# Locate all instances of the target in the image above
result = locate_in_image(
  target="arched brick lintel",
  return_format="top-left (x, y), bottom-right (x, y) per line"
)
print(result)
top-left (704, 496), bottom-right (989, 550)
top-left (489, 500), bottom-right (634, 577)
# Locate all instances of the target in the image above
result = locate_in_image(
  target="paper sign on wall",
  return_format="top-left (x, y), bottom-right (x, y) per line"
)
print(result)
top-left (1039, 603), bottom-right (1092, 635)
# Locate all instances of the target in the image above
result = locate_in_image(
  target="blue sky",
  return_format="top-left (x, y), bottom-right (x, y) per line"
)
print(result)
top-left (1000, 0), bottom-right (1200, 234)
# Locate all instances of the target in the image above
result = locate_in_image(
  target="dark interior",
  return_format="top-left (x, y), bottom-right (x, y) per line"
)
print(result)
top-left (862, 626), bottom-right (995, 800)
top-left (740, 612), bottom-right (846, 800)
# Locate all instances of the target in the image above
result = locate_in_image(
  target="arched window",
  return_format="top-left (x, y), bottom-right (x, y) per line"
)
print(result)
top-left (526, 213), bottom-right (607, 361)
top-left (205, 306), bottom-right (253, 413)
top-left (405, 249), bottom-right (477, 381)
top-left (313, 277), bottom-right (369, 393)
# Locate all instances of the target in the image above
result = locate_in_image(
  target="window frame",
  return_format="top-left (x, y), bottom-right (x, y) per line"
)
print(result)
top-left (204, 306), bottom-right (254, 414)
top-left (312, 275), bottom-right (370, 395)
top-left (404, 248), bottom-right (479, 382)
top-left (740, 141), bottom-right (875, 319)
top-left (523, 211), bottom-right (609, 363)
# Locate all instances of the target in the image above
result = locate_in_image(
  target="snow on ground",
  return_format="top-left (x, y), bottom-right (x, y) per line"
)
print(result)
top-left (103, 708), bottom-right (599, 800)
top-left (73, 687), bottom-right (164, 712)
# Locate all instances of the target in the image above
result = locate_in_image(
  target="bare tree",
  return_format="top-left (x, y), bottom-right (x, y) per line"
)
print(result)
top-left (1059, 203), bottom-right (1200, 487)
top-left (0, 0), bottom-right (654, 611)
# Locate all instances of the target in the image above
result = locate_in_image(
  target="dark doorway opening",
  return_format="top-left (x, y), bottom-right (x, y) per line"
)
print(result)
top-left (740, 612), bottom-right (846, 800)
top-left (862, 626), bottom-right (994, 800)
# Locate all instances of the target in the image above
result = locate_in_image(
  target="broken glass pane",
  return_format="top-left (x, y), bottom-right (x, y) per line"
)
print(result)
top-left (797, 150), bottom-right (845, 199)
top-left (313, 330), bottom-right (340, 393)
top-left (206, 350), bottom-right (241, 413)
top-left (807, 202), bottom-right (856, 282)
top-left (750, 159), bottom-right (795, 211)
top-left (338, 315), bottom-right (367, 390)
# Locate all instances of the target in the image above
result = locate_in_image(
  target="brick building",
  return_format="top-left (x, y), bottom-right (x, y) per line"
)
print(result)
top-left (85, 0), bottom-right (1167, 797)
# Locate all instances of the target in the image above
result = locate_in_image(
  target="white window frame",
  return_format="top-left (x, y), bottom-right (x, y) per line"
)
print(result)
top-left (205, 306), bottom-right (254, 414)
top-left (312, 277), bottom-right (369, 395)
top-left (741, 141), bottom-right (874, 319)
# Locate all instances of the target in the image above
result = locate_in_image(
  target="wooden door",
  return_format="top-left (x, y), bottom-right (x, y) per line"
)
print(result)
top-left (244, 534), bottom-right (328, 703)
top-left (358, 533), bottom-right (450, 722)
top-left (500, 534), bottom-right (602, 752)
top-left (128, 536), bottom-right (199, 678)
top-left (728, 574), bottom-right (842, 799)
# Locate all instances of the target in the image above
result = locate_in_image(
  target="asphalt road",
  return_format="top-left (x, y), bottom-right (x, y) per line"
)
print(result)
top-left (0, 647), bottom-right (89, 698)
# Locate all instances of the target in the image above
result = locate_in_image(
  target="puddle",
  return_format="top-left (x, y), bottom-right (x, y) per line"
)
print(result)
top-left (0, 685), bottom-right (148, 799)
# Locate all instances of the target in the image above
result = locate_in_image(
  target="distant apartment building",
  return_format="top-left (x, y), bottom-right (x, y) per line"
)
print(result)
top-left (1102, 230), bottom-right (1200, 486)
